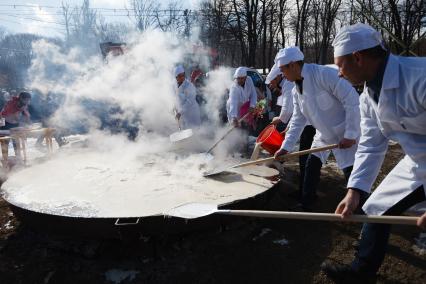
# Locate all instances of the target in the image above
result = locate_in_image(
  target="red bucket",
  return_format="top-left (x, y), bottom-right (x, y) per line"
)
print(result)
top-left (256, 125), bottom-right (285, 154)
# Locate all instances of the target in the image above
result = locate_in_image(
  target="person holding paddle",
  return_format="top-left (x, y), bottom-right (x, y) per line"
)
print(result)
top-left (273, 46), bottom-right (361, 212)
top-left (320, 23), bottom-right (426, 282)
top-left (226, 67), bottom-right (257, 128)
top-left (173, 65), bottom-right (201, 129)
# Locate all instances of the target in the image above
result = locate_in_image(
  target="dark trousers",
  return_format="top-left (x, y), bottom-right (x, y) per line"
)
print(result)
top-left (351, 185), bottom-right (426, 275)
top-left (299, 125), bottom-right (316, 191)
top-left (301, 154), bottom-right (353, 207)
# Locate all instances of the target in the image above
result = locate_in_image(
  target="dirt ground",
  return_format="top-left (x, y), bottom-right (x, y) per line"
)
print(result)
top-left (0, 144), bottom-right (425, 284)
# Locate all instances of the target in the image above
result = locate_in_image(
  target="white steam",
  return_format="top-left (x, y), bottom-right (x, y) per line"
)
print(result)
top-left (29, 30), bottom-right (188, 135)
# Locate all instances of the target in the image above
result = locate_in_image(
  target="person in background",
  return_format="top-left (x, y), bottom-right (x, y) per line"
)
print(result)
top-left (191, 69), bottom-right (208, 123)
top-left (320, 23), bottom-right (426, 282)
top-left (267, 63), bottom-right (294, 129)
top-left (30, 92), bottom-right (68, 149)
top-left (226, 67), bottom-right (257, 127)
top-left (0, 91), bottom-right (31, 128)
top-left (274, 46), bottom-right (361, 211)
top-left (272, 49), bottom-right (316, 199)
top-left (0, 91), bottom-right (32, 159)
top-left (174, 65), bottom-right (201, 129)
top-left (253, 79), bottom-right (272, 135)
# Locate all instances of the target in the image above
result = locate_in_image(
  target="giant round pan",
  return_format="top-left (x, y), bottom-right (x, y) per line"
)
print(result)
top-left (0, 150), bottom-right (279, 238)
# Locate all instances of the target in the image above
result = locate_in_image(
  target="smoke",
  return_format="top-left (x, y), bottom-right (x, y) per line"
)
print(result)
top-left (202, 67), bottom-right (233, 125)
top-left (28, 29), bottom-right (186, 135)
top-left (23, 26), bottom-right (254, 160)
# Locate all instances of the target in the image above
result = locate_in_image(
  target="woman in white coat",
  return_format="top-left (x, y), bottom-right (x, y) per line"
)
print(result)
top-left (320, 23), bottom-right (426, 282)
top-left (226, 67), bottom-right (257, 127)
top-left (174, 66), bottom-right (201, 129)
top-left (274, 46), bottom-right (361, 211)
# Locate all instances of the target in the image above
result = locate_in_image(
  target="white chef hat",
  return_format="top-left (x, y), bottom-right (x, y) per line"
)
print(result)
top-left (265, 64), bottom-right (281, 84)
top-left (233, 67), bottom-right (247, 78)
top-left (274, 48), bottom-right (285, 63)
top-left (332, 23), bottom-right (385, 57)
top-left (276, 46), bottom-right (304, 67)
top-left (174, 65), bottom-right (185, 77)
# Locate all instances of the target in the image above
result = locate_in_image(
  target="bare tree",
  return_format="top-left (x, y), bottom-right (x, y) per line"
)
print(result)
top-left (128, 0), bottom-right (159, 31)
top-left (155, 1), bottom-right (187, 34)
top-left (294, 0), bottom-right (311, 51)
top-left (61, 1), bottom-right (73, 44)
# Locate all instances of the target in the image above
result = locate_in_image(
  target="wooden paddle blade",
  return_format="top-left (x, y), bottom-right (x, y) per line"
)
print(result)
top-left (230, 165), bottom-right (279, 177)
top-left (165, 202), bottom-right (218, 219)
top-left (170, 129), bottom-right (193, 142)
top-left (203, 167), bottom-right (239, 177)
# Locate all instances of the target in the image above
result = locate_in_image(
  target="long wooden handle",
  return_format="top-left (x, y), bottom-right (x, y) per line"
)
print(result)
top-left (218, 210), bottom-right (418, 225)
top-left (206, 112), bottom-right (251, 154)
top-left (233, 144), bottom-right (339, 168)
top-left (172, 108), bottom-right (182, 130)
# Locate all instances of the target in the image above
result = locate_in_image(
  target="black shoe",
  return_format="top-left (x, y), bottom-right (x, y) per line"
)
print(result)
top-left (320, 260), bottom-right (377, 284)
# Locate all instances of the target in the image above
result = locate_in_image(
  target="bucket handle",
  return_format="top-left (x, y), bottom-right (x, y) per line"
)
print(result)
top-left (115, 217), bottom-right (140, 226)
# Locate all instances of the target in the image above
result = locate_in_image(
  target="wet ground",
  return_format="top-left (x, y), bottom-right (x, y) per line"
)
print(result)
top-left (0, 144), bottom-right (425, 283)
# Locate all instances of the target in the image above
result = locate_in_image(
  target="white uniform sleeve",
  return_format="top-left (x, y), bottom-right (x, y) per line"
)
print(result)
top-left (347, 94), bottom-right (389, 193)
top-left (246, 76), bottom-right (258, 108)
top-left (278, 81), bottom-right (294, 124)
top-left (227, 85), bottom-right (240, 120)
top-left (320, 67), bottom-right (361, 140)
top-left (280, 91), bottom-right (307, 152)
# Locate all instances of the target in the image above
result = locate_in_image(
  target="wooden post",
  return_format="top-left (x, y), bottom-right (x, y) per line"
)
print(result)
top-left (0, 136), bottom-right (11, 170)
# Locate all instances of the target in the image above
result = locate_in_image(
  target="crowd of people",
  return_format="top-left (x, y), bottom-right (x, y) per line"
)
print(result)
top-left (0, 22), bottom-right (424, 283)
top-left (172, 23), bottom-right (426, 283)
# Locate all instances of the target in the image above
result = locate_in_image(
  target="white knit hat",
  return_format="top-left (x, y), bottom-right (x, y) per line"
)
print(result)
top-left (174, 65), bottom-right (185, 77)
top-left (265, 64), bottom-right (281, 84)
top-left (332, 23), bottom-right (385, 57)
top-left (276, 46), bottom-right (304, 67)
top-left (233, 67), bottom-right (247, 78)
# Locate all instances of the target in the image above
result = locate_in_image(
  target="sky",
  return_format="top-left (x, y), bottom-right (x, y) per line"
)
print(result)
top-left (0, 0), bottom-right (197, 38)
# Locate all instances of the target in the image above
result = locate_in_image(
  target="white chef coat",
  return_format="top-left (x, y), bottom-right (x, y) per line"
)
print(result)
top-left (347, 54), bottom-right (426, 215)
top-left (280, 64), bottom-right (361, 169)
top-left (175, 79), bottom-right (201, 129)
top-left (226, 76), bottom-right (257, 122)
top-left (277, 79), bottom-right (295, 124)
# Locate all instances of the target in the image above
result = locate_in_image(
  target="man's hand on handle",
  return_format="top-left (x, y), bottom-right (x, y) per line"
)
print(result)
top-left (339, 138), bottom-right (357, 149)
top-left (232, 118), bottom-right (239, 128)
top-left (271, 117), bottom-right (281, 125)
top-left (417, 212), bottom-right (426, 229)
top-left (335, 188), bottom-right (360, 218)
top-left (274, 148), bottom-right (288, 161)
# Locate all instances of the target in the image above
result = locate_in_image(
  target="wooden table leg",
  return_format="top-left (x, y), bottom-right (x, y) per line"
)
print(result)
top-left (45, 128), bottom-right (54, 154)
top-left (1, 139), bottom-right (9, 169)
top-left (21, 136), bottom-right (27, 164)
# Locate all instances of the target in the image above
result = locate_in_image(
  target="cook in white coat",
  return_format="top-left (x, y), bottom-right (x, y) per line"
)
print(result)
top-left (226, 67), bottom-right (257, 127)
top-left (320, 23), bottom-right (426, 281)
top-left (274, 46), bottom-right (361, 211)
top-left (266, 63), bottom-right (294, 126)
top-left (272, 50), bottom-right (317, 195)
top-left (174, 65), bottom-right (201, 129)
